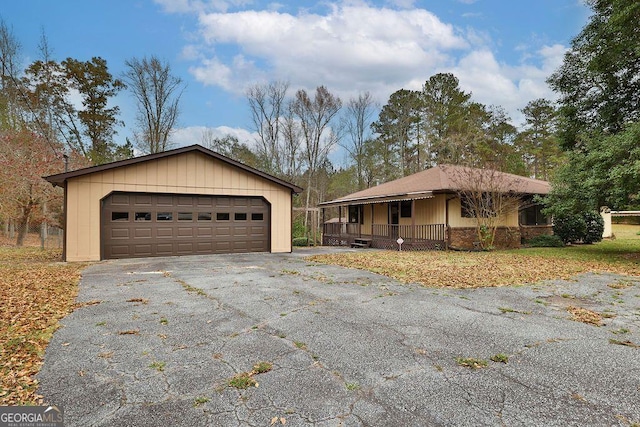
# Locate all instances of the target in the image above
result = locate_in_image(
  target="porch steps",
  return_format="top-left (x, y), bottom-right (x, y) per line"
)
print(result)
top-left (351, 238), bottom-right (372, 249)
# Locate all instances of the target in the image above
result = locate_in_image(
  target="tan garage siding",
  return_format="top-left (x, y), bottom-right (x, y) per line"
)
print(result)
top-left (62, 150), bottom-right (296, 261)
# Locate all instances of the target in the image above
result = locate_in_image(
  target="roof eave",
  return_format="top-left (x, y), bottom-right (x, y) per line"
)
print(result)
top-left (319, 191), bottom-right (434, 207)
top-left (43, 145), bottom-right (303, 194)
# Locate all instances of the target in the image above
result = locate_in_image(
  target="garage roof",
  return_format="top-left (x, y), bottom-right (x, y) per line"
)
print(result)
top-left (44, 144), bottom-right (303, 193)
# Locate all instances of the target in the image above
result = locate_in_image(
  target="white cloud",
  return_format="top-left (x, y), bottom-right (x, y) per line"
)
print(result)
top-left (191, 4), bottom-right (467, 97)
top-left (168, 1), bottom-right (571, 129)
top-left (448, 44), bottom-right (567, 126)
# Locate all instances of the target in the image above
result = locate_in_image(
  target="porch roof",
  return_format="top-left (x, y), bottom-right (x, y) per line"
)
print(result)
top-left (319, 165), bottom-right (550, 207)
top-left (319, 191), bottom-right (434, 207)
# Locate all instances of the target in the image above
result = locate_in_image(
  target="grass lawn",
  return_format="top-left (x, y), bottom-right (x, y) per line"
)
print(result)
top-left (307, 224), bottom-right (640, 288)
top-left (0, 246), bottom-right (85, 405)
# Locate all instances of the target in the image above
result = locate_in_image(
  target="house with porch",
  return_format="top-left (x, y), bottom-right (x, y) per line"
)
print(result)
top-left (319, 165), bottom-right (551, 250)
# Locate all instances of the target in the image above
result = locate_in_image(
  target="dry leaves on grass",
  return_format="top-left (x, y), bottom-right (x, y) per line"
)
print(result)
top-left (567, 306), bottom-right (602, 326)
top-left (306, 250), bottom-right (640, 289)
top-left (0, 248), bottom-right (85, 405)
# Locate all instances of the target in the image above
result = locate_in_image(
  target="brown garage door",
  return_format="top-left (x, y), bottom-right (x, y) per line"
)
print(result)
top-left (101, 192), bottom-right (270, 259)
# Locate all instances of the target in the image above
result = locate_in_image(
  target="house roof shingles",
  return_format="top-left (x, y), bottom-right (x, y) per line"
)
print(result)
top-left (319, 165), bottom-right (550, 207)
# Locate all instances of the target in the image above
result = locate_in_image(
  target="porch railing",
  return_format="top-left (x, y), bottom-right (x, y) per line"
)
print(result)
top-left (323, 223), bottom-right (446, 243)
top-left (371, 224), bottom-right (446, 242)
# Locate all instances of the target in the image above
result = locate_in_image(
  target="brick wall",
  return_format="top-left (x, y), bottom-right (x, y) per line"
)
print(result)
top-left (520, 225), bottom-right (553, 242)
top-left (449, 227), bottom-right (521, 250)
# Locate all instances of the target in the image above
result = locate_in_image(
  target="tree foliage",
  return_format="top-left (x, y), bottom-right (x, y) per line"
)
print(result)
top-left (0, 130), bottom-right (63, 245)
top-left (548, 0), bottom-right (640, 148)
top-left (545, 122), bottom-right (640, 216)
top-left (370, 73), bottom-right (530, 180)
top-left (201, 131), bottom-right (261, 169)
top-left (545, 0), bottom-right (640, 217)
top-left (516, 99), bottom-right (563, 180)
top-left (23, 56), bottom-right (126, 164)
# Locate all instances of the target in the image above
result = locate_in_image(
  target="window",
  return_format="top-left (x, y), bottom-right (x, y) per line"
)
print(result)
top-left (348, 205), bottom-right (364, 224)
top-left (178, 212), bottom-right (193, 221)
top-left (111, 212), bottom-right (129, 221)
top-left (461, 194), bottom-right (495, 218)
top-left (157, 212), bottom-right (173, 221)
top-left (235, 213), bottom-right (247, 221)
top-left (400, 201), bottom-right (412, 218)
top-left (520, 204), bottom-right (549, 225)
top-left (198, 212), bottom-right (212, 221)
top-left (461, 196), bottom-right (474, 218)
top-left (216, 213), bottom-right (230, 221)
top-left (251, 213), bottom-right (264, 221)
top-left (135, 212), bottom-right (151, 221)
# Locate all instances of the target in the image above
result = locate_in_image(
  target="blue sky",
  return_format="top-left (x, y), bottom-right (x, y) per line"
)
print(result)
top-left (2, 0), bottom-right (590, 155)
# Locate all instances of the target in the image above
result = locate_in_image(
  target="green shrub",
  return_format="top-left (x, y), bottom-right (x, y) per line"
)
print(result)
top-left (292, 217), bottom-right (307, 238)
top-left (553, 211), bottom-right (603, 244)
top-left (526, 234), bottom-right (564, 247)
top-left (293, 237), bottom-right (317, 246)
top-left (553, 215), bottom-right (586, 244)
top-left (582, 211), bottom-right (604, 244)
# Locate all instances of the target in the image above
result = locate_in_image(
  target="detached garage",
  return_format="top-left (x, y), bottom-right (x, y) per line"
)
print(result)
top-left (45, 145), bottom-right (302, 262)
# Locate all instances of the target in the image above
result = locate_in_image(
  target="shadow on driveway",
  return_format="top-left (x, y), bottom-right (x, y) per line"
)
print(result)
top-left (38, 249), bottom-right (640, 426)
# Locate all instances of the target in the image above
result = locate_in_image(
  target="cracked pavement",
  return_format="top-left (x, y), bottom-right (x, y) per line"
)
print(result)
top-left (37, 248), bottom-right (640, 426)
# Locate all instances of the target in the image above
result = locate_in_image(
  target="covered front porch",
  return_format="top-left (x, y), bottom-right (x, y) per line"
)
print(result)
top-left (322, 221), bottom-right (448, 250)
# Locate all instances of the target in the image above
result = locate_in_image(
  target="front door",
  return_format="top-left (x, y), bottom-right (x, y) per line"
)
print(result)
top-left (389, 202), bottom-right (399, 238)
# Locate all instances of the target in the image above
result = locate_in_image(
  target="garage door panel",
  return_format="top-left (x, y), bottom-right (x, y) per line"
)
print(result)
top-left (110, 245), bottom-right (131, 257)
top-left (176, 242), bottom-right (194, 253)
top-left (102, 192), bottom-right (270, 259)
top-left (135, 195), bottom-right (152, 205)
top-left (134, 228), bottom-right (152, 238)
top-left (156, 195), bottom-right (174, 206)
top-left (156, 243), bottom-right (174, 255)
top-left (233, 226), bottom-right (249, 237)
top-left (111, 228), bottom-right (129, 239)
top-left (197, 197), bottom-right (213, 207)
top-left (177, 227), bottom-right (194, 237)
top-left (133, 244), bottom-right (152, 256)
top-left (233, 240), bottom-right (250, 251)
top-left (215, 241), bottom-right (231, 252)
top-left (196, 227), bottom-right (212, 238)
top-left (111, 194), bottom-right (130, 205)
top-left (156, 227), bottom-right (174, 238)
top-left (196, 242), bottom-right (213, 252)
top-left (216, 226), bottom-right (231, 237)
top-left (177, 196), bottom-right (193, 206)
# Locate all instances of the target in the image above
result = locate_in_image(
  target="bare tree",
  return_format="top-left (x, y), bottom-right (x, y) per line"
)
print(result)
top-left (293, 86), bottom-right (342, 231)
top-left (445, 166), bottom-right (523, 250)
top-left (246, 81), bottom-right (289, 176)
top-left (0, 19), bottom-right (23, 129)
top-left (123, 55), bottom-right (184, 154)
top-left (280, 99), bottom-right (303, 181)
top-left (340, 91), bottom-right (377, 190)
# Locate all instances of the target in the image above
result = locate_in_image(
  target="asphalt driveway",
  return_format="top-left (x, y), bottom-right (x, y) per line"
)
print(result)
top-left (38, 248), bottom-right (640, 426)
